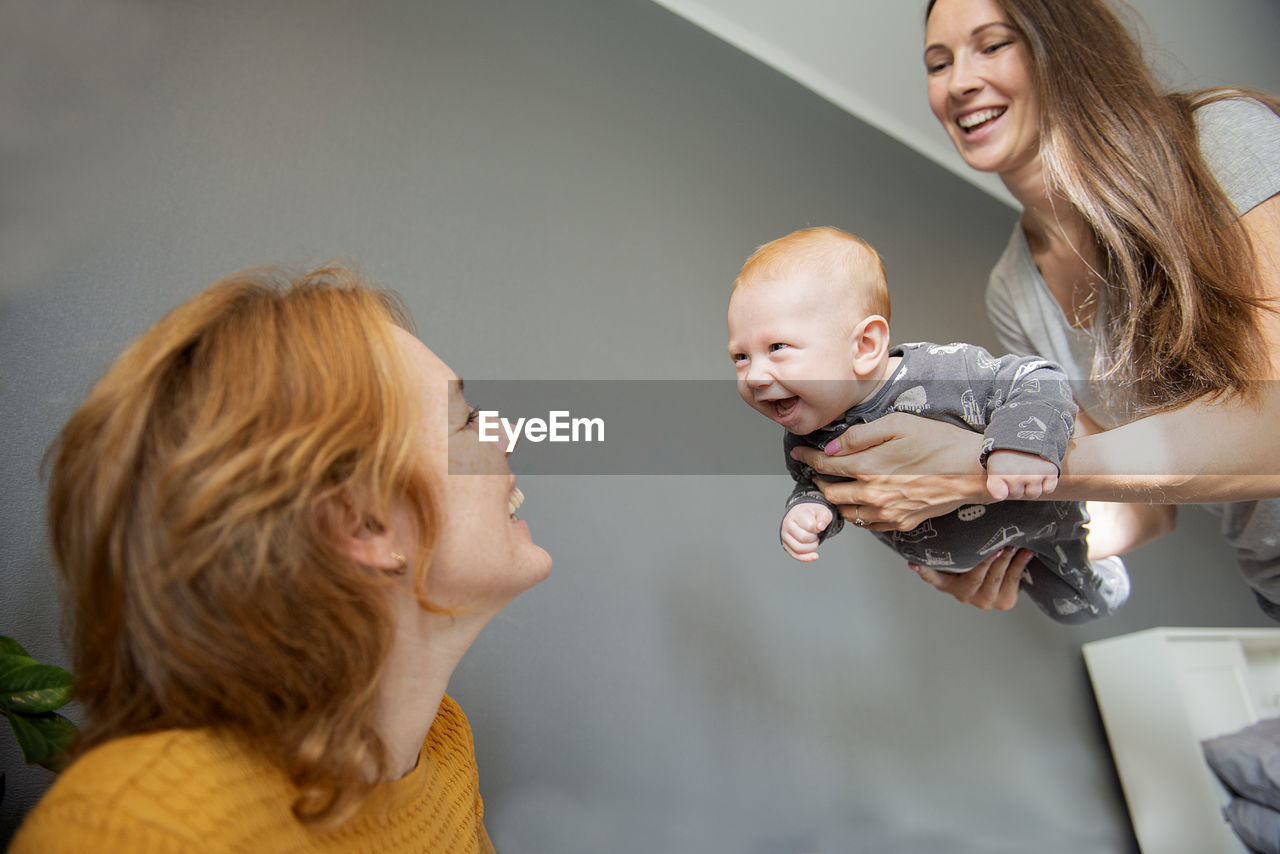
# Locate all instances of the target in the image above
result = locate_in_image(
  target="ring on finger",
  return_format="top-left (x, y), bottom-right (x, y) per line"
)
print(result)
top-left (854, 508), bottom-right (865, 527)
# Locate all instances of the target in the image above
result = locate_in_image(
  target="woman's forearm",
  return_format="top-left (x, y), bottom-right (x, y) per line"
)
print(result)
top-left (1039, 194), bottom-right (1280, 504)
top-left (1056, 390), bottom-right (1280, 503)
top-left (1084, 501), bottom-right (1177, 558)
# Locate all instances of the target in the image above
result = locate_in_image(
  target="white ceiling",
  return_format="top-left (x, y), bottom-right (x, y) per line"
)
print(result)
top-left (652, 0), bottom-right (1280, 208)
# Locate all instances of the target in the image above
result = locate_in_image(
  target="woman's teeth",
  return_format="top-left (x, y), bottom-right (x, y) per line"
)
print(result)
top-left (508, 487), bottom-right (524, 519)
top-left (958, 107), bottom-right (1005, 131)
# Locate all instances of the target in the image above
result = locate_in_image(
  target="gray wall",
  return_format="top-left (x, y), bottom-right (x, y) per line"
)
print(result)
top-left (1, 0), bottom-right (1270, 850)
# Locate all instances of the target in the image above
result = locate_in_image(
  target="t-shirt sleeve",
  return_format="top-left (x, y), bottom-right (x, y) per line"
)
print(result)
top-left (1196, 97), bottom-right (1280, 215)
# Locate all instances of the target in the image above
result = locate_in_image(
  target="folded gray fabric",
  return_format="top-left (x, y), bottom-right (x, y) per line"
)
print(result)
top-left (1223, 797), bottom-right (1280, 854)
top-left (1203, 717), bottom-right (1280, 812)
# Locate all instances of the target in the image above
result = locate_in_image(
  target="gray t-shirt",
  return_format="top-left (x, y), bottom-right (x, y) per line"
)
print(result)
top-left (984, 96), bottom-right (1280, 613)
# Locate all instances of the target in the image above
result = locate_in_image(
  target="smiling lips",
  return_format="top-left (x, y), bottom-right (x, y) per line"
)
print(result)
top-left (507, 486), bottom-right (524, 520)
top-left (766, 395), bottom-right (800, 423)
top-left (958, 106), bottom-right (1006, 133)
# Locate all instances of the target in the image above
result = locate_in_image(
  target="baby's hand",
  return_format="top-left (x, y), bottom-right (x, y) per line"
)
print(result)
top-left (781, 503), bottom-right (834, 562)
top-left (985, 449), bottom-right (1059, 500)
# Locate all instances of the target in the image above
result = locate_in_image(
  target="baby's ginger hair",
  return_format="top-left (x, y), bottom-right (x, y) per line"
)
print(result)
top-left (735, 226), bottom-right (891, 323)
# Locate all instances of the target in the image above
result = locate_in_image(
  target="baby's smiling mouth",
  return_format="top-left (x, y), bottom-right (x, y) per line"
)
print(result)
top-left (770, 396), bottom-right (800, 421)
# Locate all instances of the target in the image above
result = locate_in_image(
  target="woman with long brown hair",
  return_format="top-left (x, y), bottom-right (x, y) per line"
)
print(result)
top-left (793, 0), bottom-right (1280, 615)
top-left (11, 264), bottom-right (550, 851)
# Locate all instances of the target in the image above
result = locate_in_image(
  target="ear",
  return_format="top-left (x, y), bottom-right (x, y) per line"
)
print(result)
top-left (849, 315), bottom-right (890, 376)
top-left (316, 490), bottom-right (407, 572)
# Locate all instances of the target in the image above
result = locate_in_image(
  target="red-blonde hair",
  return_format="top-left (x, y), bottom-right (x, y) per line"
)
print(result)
top-left (735, 226), bottom-right (892, 322)
top-left (45, 264), bottom-right (438, 827)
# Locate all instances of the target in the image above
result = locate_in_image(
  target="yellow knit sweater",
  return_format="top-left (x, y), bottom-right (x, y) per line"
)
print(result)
top-left (9, 695), bottom-right (495, 853)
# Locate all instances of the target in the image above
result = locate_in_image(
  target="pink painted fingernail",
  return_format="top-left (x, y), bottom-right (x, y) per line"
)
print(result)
top-left (823, 439), bottom-right (840, 455)
top-left (907, 563), bottom-right (922, 573)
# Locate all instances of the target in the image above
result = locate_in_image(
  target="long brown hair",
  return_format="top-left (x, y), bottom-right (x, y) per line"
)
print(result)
top-left (928, 0), bottom-right (1277, 415)
top-left (45, 264), bottom-right (438, 827)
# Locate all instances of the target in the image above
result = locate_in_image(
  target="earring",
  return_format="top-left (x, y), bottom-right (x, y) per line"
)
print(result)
top-left (390, 552), bottom-right (408, 574)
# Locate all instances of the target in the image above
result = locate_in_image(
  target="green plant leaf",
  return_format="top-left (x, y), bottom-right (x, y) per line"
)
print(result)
top-left (0, 652), bottom-right (35, 682)
top-left (7, 711), bottom-right (77, 771)
top-left (0, 636), bottom-right (28, 657)
top-left (0, 655), bottom-right (74, 714)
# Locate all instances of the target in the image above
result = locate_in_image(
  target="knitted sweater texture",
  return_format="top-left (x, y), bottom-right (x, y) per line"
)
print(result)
top-left (9, 694), bottom-right (495, 853)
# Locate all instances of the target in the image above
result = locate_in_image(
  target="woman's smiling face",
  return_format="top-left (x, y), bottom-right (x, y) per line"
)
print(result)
top-left (924, 0), bottom-right (1041, 179)
top-left (391, 326), bottom-right (551, 613)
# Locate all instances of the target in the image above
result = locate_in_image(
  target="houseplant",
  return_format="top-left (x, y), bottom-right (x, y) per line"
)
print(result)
top-left (1, 635), bottom-right (77, 804)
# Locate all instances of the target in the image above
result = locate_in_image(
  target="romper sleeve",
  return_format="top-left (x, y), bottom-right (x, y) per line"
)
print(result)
top-left (972, 347), bottom-right (1077, 470)
top-left (782, 431), bottom-right (843, 543)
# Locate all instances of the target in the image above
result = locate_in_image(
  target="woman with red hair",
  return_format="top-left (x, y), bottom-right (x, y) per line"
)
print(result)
top-left (12, 264), bottom-right (550, 851)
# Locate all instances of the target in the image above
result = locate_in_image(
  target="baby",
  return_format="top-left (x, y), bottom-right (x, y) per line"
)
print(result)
top-left (726, 226), bottom-right (1128, 623)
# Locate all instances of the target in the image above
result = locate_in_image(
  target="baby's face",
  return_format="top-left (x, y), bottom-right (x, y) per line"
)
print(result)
top-left (727, 274), bottom-right (862, 435)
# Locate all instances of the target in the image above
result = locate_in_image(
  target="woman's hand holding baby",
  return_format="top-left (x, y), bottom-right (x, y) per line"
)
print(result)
top-left (984, 450), bottom-right (1059, 500)
top-left (790, 414), bottom-right (990, 531)
top-left (780, 503), bottom-right (834, 562)
top-left (908, 548), bottom-right (1034, 612)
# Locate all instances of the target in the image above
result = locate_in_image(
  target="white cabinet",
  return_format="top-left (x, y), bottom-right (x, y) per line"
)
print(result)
top-left (1083, 627), bottom-right (1280, 854)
